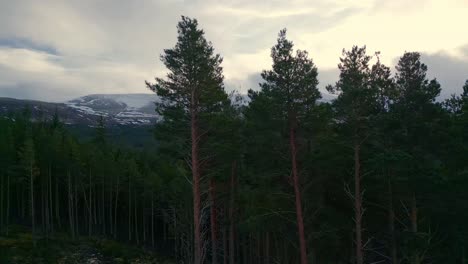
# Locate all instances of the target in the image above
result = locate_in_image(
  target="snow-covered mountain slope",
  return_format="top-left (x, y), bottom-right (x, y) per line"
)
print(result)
top-left (1, 92), bottom-right (335, 127)
top-left (318, 92), bottom-right (337, 103)
top-left (65, 94), bottom-right (160, 125)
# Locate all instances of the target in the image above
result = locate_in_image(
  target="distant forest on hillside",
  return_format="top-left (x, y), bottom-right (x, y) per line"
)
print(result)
top-left (1, 16), bottom-right (468, 264)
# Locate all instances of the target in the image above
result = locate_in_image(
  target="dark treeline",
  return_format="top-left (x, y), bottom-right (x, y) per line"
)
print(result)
top-left (1, 16), bottom-right (468, 264)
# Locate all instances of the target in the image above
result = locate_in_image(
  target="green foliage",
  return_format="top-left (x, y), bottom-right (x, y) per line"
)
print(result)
top-left (0, 17), bottom-right (468, 264)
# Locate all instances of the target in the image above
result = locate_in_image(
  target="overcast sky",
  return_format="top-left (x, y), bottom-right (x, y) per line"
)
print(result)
top-left (0, 0), bottom-right (467, 102)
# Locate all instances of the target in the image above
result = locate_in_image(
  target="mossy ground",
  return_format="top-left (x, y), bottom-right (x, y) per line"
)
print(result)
top-left (0, 226), bottom-right (174, 264)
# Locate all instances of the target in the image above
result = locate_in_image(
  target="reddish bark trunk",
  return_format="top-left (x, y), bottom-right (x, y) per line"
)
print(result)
top-left (354, 143), bottom-right (363, 264)
top-left (210, 179), bottom-right (218, 264)
top-left (289, 125), bottom-right (308, 264)
top-left (191, 98), bottom-right (202, 264)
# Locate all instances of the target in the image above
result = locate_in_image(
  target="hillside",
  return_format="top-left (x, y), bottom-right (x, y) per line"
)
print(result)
top-left (0, 94), bottom-right (160, 126)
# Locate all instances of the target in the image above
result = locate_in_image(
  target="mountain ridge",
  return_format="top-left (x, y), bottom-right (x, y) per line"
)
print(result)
top-left (0, 94), bottom-right (160, 126)
top-left (0, 91), bottom-right (335, 126)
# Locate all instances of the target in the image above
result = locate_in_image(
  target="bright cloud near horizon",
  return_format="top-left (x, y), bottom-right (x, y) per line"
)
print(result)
top-left (0, 0), bottom-right (467, 102)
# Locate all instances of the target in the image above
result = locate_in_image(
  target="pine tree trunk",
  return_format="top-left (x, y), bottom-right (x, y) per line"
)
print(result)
top-left (191, 96), bottom-right (202, 264)
top-left (68, 171), bottom-right (75, 240)
top-left (109, 179), bottom-right (113, 236)
top-left (73, 174), bottom-right (80, 237)
top-left (163, 213), bottom-right (167, 243)
top-left (6, 172), bottom-right (10, 236)
top-left (223, 224), bottom-right (228, 264)
top-left (354, 143), bottom-right (363, 264)
top-left (89, 168), bottom-right (92, 236)
top-left (30, 162), bottom-right (36, 246)
top-left (82, 176), bottom-right (92, 238)
top-left (236, 229), bottom-right (240, 263)
top-left (46, 174), bottom-right (49, 236)
top-left (55, 174), bottom-right (61, 230)
top-left (283, 235), bottom-right (289, 264)
top-left (93, 185), bottom-right (97, 227)
top-left (21, 186), bottom-right (26, 219)
top-left (101, 176), bottom-right (105, 235)
top-left (1, 172), bottom-right (4, 232)
top-left (229, 161), bottom-right (237, 264)
top-left (388, 179), bottom-right (398, 264)
top-left (151, 191), bottom-right (154, 248)
top-left (41, 173), bottom-right (45, 234)
top-left (173, 207), bottom-right (178, 260)
top-left (49, 165), bottom-right (54, 233)
top-left (113, 175), bottom-right (119, 240)
top-left (257, 233), bottom-right (261, 263)
top-left (135, 193), bottom-right (139, 245)
top-left (210, 178), bottom-right (218, 264)
top-left (274, 233), bottom-right (280, 263)
top-left (411, 193), bottom-right (420, 264)
top-left (290, 125), bottom-right (308, 264)
top-left (128, 175), bottom-right (132, 242)
top-left (242, 234), bottom-right (247, 264)
top-left (74, 175), bottom-right (79, 237)
top-left (143, 199), bottom-right (146, 243)
top-left (45, 167), bottom-right (50, 237)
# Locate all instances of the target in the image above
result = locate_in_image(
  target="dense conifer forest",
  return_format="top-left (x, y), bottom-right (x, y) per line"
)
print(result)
top-left (1, 16), bottom-right (468, 263)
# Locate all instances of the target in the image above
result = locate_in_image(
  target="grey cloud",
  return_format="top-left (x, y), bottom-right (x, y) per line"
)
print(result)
top-left (0, 38), bottom-right (58, 55)
top-left (370, 0), bottom-right (432, 14)
top-left (200, 5), bottom-right (362, 55)
top-left (318, 67), bottom-right (339, 90)
top-left (0, 0), bottom-right (182, 101)
top-left (225, 72), bottom-right (263, 94)
top-left (0, 84), bottom-right (77, 102)
top-left (0, 0), bottom-right (465, 102)
top-left (320, 51), bottom-right (468, 101)
top-left (460, 44), bottom-right (468, 56)
top-left (238, 8), bottom-right (359, 53)
top-left (389, 48), bottom-right (468, 99)
top-left (229, 46), bottom-right (468, 101)
top-left (421, 51), bottom-right (468, 99)
top-left (0, 49), bottom-right (154, 102)
top-left (0, 0), bottom-right (364, 101)
top-left (225, 66), bottom-right (339, 97)
top-left (0, 65), bottom-right (81, 102)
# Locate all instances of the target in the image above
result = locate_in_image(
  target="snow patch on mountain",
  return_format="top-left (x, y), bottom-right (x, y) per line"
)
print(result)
top-left (62, 92), bottom-right (334, 126)
top-left (65, 94), bottom-right (159, 125)
top-left (89, 94), bottom-right (158, 109)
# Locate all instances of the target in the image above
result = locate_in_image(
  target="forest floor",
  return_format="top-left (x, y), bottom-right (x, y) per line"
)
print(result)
top-left (0, 226), bottom-right (174, 264)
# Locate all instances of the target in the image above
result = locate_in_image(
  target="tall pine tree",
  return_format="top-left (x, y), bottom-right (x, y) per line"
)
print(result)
top-left (253, 29), bottom-right (321, 264)
top-left (146, 16), bottom-right (228, 264)
top-left (327, 46), bottom-right (377, 264)
top-left (393, 52), bottom-right (441, 264)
